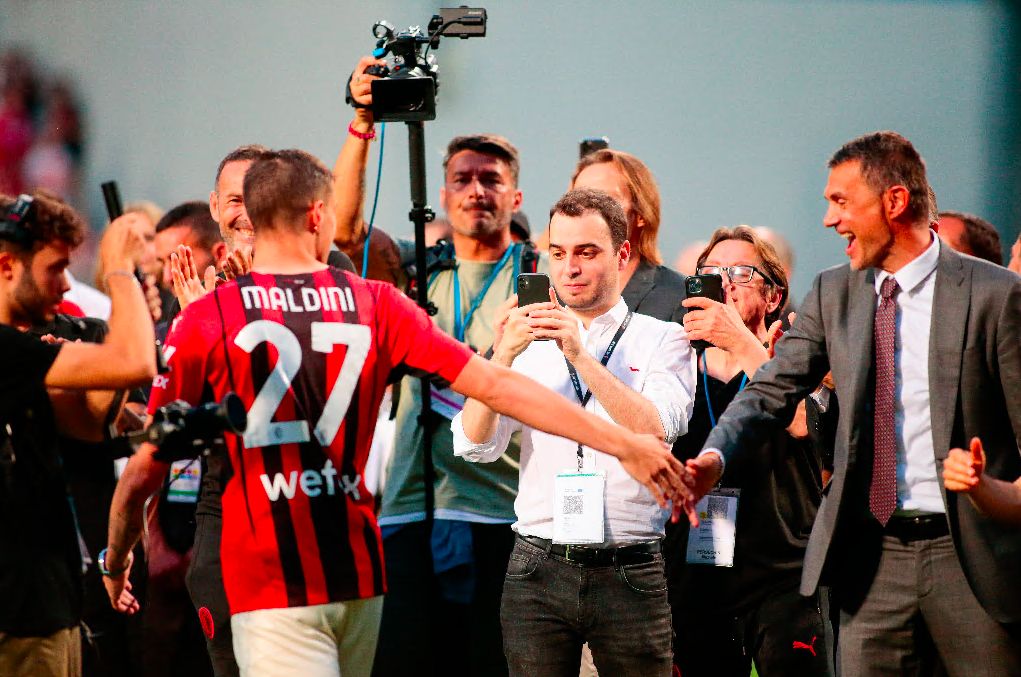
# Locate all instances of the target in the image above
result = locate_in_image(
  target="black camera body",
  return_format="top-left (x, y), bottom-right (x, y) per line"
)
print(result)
top-left (356, 7), bottom-right (487, 122)
top-left (147, 394), bottom-right (247, 463)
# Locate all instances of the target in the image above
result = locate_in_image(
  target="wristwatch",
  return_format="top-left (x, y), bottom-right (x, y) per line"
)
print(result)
top-left (97, 547), bottom-right (132, 577)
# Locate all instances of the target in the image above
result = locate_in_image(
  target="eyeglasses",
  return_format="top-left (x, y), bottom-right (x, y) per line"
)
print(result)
top-left (696, 264), bottom-right (776, 286)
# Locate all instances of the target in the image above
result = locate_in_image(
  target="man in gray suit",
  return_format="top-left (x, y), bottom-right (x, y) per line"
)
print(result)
top-left (691, 131), bottom-right (1021, 675)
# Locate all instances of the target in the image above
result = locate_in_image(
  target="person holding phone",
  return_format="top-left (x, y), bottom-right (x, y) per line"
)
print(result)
top-left (667, 225), bottom-right (833, 676)
top-left (453, 188), bottom-right (697, 676)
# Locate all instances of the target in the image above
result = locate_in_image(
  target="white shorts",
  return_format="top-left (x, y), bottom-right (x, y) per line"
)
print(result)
top-left (231, 596), bottom-right (383, 677)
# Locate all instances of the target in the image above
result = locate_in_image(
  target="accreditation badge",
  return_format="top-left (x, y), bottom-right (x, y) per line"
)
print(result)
top-left (685, 488), bottom-right (740, 566)
top-left (553, 470), bottom-right (606, 544)
top-left (166, 459), bottom-right (202, 504)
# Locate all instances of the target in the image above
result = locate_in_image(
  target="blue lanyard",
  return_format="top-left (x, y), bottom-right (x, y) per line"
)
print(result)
top-left (450, 243), bottom-right (519, 342)
top-left (702, 351), bottom-right (747, 429)
top-left (565, 311), bottom-right (633, 469)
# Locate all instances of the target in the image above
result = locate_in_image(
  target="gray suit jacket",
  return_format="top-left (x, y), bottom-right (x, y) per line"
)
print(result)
top-left (704, 244), bottom-right (1021, 623)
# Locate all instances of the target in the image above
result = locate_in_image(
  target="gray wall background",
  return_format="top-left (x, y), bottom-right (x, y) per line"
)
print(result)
top-left (2, 0), bottom-right (1018, 301)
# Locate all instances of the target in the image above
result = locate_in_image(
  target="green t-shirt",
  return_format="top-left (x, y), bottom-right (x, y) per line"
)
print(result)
top-left (379, 241), bottom-right (547, 524)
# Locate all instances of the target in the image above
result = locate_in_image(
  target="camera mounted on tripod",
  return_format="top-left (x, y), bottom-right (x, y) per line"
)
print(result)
top-left (347, 7), bottom-right (487, 122)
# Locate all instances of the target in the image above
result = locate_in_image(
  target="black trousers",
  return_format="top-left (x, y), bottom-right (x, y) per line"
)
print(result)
top-left (185, 513), bottom-right (239, 677)
top-left (672, 583), bottom-right (834, 677)
top-left (373, 521), bottom-right (514, 677)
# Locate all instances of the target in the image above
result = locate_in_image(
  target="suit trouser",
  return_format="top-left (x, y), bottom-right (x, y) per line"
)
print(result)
top-left (836, 533), bottom-right (1021, 677)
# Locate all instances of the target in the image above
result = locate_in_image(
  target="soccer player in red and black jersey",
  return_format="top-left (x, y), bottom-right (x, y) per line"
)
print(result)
top-left (104, 149), bottom-right (693, 677)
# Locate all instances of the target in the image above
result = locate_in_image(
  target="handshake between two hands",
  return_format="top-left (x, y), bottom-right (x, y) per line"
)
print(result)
top-left (620, 442), bottom-right (724, 528)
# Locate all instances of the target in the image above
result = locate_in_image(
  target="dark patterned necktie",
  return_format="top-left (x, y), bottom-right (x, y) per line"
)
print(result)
top-left (870, 276), bottom-right (899, 525)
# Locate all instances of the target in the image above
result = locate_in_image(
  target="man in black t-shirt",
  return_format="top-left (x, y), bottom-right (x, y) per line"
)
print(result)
top-left (0, 192), bottom-right (156, 677)
top-left (671, 226), bottom-right (833, 677)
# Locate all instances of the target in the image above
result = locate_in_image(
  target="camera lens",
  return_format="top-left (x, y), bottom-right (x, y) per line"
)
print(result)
top-left (520, 278), bottom-right (529, 288)
top-left (688, 279), bottom-right (703, 294)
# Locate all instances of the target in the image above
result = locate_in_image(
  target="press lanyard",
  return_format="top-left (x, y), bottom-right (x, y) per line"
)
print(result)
top-left (565, 311), bottom-right (633, 470)
top-left (446, 243), bottom-right (520, 342)
top-left (701, 351), bottom-right (747, 429)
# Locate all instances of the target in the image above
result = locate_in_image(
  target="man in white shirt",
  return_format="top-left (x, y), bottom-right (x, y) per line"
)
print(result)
top-left (453, 188), bottom-right (696, 676)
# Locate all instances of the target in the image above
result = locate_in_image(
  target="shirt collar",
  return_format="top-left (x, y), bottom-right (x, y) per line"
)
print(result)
top-left (874, 230), bottom-right (940, 295)
top-left (576, 297), bottom-right (629, 334)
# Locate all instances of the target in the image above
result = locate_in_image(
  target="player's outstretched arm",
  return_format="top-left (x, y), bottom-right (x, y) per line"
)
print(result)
top-left (451, 354), bottom-right (696, 522)
top-left (104, 439), bottom-right (170, 613)
top-left (45, 214), bottom-right (156, 390)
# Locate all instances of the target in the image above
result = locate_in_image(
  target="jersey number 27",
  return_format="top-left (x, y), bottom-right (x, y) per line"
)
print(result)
top-left (234, 320), bottom-right (370, 449)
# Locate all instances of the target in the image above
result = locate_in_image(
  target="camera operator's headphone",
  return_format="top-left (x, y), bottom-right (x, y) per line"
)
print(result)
top-left (0, 194), bottom-right (36, 247)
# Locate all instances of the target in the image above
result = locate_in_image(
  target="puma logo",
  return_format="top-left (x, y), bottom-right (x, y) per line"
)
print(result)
top-left (628, 366), bottom-right (640, 372)
top-left (793, 635), bottom-right (817, 656)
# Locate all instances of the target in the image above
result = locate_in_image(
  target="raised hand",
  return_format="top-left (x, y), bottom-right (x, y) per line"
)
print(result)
top-left (943, 437), bottom-right (986, 493)
top-left (525, 287), bottom-right (583, 361)
top-left (170, 244), bottom-right (217, 310)
top-left (220, 247), bottom-right (253, 281)
top-left (492, 295), bottom-right (546, 364)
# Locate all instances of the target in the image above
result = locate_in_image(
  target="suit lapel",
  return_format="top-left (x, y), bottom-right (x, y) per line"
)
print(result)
top-left (929, 248), bottom-right (968, 462)
top-left (843, 267), bottom-right (877, 466)
top-left (622, 261), bottom-right (657, 310)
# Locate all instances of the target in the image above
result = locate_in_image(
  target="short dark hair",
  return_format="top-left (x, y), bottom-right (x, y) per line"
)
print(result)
top-left (696, 225), bottom-right (789, 327)
top-left (243, 149), bottom-right (333, 231)
top-left (443, 134), bottom-right (520, 186)
top-left (215, 144), bottom-right (272, 190)
top-left (939, 210), bottom-right (1003, 265)
top-left (0, 190), bottom-right (85, 257)
top-left (549, 189), bottom-right (628, 250)
top-left (155, 201), bottom-right (221, 253)
top-left (829, 131), bottom-right (931, 226)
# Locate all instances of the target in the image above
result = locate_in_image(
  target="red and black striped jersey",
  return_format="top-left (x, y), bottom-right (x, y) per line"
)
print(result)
top-left (149, 267), bottom-right (472, 614)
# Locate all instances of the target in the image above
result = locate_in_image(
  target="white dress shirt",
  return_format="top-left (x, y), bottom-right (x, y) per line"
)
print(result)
top-left (874, 231), bottom-right (943, 514)
top-left (451, 298), bottom-right (696, 544)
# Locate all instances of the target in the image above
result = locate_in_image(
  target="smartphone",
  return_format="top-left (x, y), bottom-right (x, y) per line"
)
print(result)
top-left (684, 273), bottom-right (724, 351)
top-left (579, 136), bottom-right (609, 159)
top-left (517, 273), bottom-right (551, 307)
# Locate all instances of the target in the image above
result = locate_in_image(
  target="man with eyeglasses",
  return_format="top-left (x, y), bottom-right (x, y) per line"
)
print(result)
top-left (667, 226), bottom-right (833, 676)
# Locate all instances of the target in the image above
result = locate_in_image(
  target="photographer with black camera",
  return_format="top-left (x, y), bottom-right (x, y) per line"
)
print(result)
top-left (0, 191), bottom-right (156, 677)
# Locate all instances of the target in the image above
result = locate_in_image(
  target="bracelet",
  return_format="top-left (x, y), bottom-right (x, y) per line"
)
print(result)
top-left (348, 121), bottom-right (376, 141)
top-left (104, 269), bottom-right (137, 285)
top-left (97, 547), bottom-right (133, 577)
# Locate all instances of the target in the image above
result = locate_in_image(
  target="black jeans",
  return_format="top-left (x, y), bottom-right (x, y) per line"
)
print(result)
top-left (500, 536), bottom-right (673, 677)
top-left (373, 521), bottom-right (514, 677)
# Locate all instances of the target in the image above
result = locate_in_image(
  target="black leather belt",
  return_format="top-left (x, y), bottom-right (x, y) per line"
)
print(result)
top-left (516, 534), bottom-right (661, 567)
top-left (885, 513), bottom-right (949, 542)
